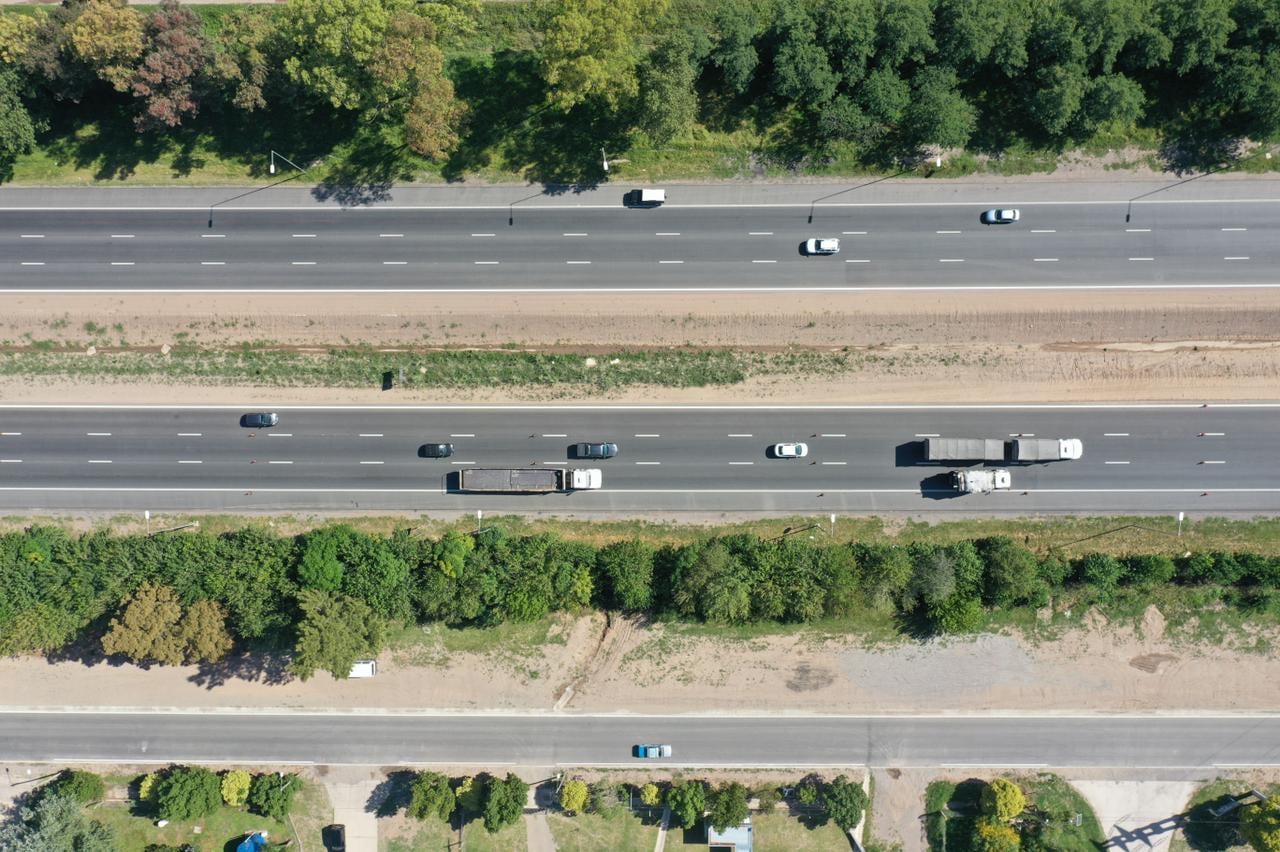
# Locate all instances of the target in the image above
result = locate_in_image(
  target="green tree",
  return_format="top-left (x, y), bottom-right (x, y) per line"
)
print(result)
top-left (771, 9), bottom-right (837, 103)
top-left (0, 14), bottom-right (39, 65)
top-left (711, 0), bottom-right (766, 93)
top-left (0, 67), bottom-right (35, 182)
top-left (597, 539), bottom-right (655, 611)
top-left (66, 0), bottom-right (147, 92)
top-left (980, 777), bottom-right (1026, 821)
top-left (536, 0), bottom-right (669, 111)
top-left (825, 775), bottom-right (868, 830)
top-left (910, 546), bottom-right (957, 609)
top-left (248, 773), bottom-right (300, 820)
top-left (298, 527), bottom-right (345, 591)
top-left (979, 538), bottom-right (1041, 607)
top-left (131, 0), bottom-right (211, 130)
top-left (0, 791), bottom-right (116, 852)
top-left (559, 779), bottom-right (589, 814)
top-left (204, 7), bottom-right (272, 111)
top-left (974, 815), bottom-right (1022, 852)
top-left (280, 0), bottom-right (406, 111)
top-left (156, 766), bottom-right (222, 822)
top-left (1243, 797), bottom-right (1280, 852)
top-left (1076, 552), bottom-right (1124, 595)
top-left (482, 773), bottom-right (529, 833)
top-left (220, 770), bottom-right (251, 807)
top-left (290, 589), bottom-right (384, 681)
top-left (875, 0), bottom-right (936, 67)
top-left (640, 782), bottom-right (661, 807)
top-left (433, 530), bottom-right (473, 578)
top-left (101, 583), bottom-right (186, 665)
top-left (1158, 0), bottom-right (1234, 75)
top-left (709, 782), bottom-right (749, 833)
top-left (178, 598), bottom-right (234, 663)
top-left (858, 544), bottom-right (913, 610)
top-left (371, 11), bottom-right (463, 159)
top-left (666, 780), bottom-right (707, 829)
top-left (455, 776), bottom-right (484, 814)
top-left (408, 771), bottom-right (456, 821)
top-left (48, 770), bottom-right (105, 804)
top-left (638, 31), bottom-right (700, 145)
top-left (903, 68), bottom-right (976, 149)
top-left (929, 594), bottom-right (985, 633)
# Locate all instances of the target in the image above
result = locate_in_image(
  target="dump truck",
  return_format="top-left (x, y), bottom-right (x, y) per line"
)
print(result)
top-left (458, 468), bottom-right (602, 493)
top-left (951, 468), bottom-right (1012, 494)
top-left (924, 437), bottom-right (1082, 463)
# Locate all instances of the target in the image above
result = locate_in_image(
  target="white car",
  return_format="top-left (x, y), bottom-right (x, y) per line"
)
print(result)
top-left (773, 442), bottom-right (808, 458)
top-left (804, 238), bottom-right (840, 255)
top-left (980, 208), bottom-right (1020, 225)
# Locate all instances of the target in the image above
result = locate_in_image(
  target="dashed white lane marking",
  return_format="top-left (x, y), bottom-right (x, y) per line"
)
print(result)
top-left (1201, 460), bottom-right (1226, 464)
top-left (111, 234), bottom-right (135, 239)
top-left (842, 231), bottom-right (867, 235)
top-left (751, 259), bottom-right (777, 263)
top-left (820, 433), bottom-right (846, 437)
top-left (0, 459), bottom-right (21, 464)
top-left (449, 433), bottom-right (475, 438)
top-left (1011, 432), bottom-right (1035, 437)
top-left (659, 260), bottom-right (684, 264)
top-left (450, 460), bottom-right (475, 465)
top-left (359, 433), bottom-right (383, 437)
top-left (1104, 433), bottom-right (1130, 437)
top-left (474, 261), bottom-right (499, 265)
top-left (562, 232), bottom-right (588, 237)
top-left (1129, 257), bottom-right (1153, 261)
top-left (939, 258), bottom-right (964, 263)
top-left (822, 461), bottom-right (847, 465)
top-left (178, 460), bottom-right (202, 464)
top-left (110, 262), bottom-right (134, 266)
top-left (267, 433), bottom-right (292, 437)
top-left (471, 233), bottom-right (496, 237)
top-left (727, 433), bottom-right (753, 437)
top-left (542, 433), bottom-right (567, 438)
top-left (1221, 227), bottom-right (1247, 231)
top-left (566, 260), bottom-right (591, 265)
top-left (379, 233), bottom-right (403, 238)
top-left (655, 232), bottom-right (681, 236)
top-left (728, 461), bottom-right (754, 465)
top-left (87, 459), bottom-right (112, 464)
top-left (1125, 228), bottom-right (1151, 233)
top-left (19, 234), bottom-right (44, 238)
top-left (635, 461), bottom-right (661, 465)
top-left (1033, 258), bottom-right (1059, 262)
top-left (0, 432), bottom-right (21, 436)
top-left (1104, 460), bottom-right (1130, 465)
top-left (359, 461), bottom-right (384, 465)
top-left (936, 229), bottom-right (961, 234)
top-left (201, 234), bottom-right (225, 238)
top-left (845, 259), bottom-right (870, 263)
top-left (749, 231), bottom-right (774, 235)
top-left (634, 433), bottom-right (660, 438)
top-left (291, 261), bottom-right (316, 266)
top-left (86, 432), bottom-right (111, 436)
top-left (383, 261), bottom-right (407, 265)
top-left (267, 460), bottom-right (293, 465)
top-left (543, 460), bottom-right (566, 465)
top-left (915, 433), bottom-right (940, 437)
top-left (1224, 256), bottom-right (1250, 261)
top-left (1203, 432), bottom-right (1225, 436)
top-left (1030, 229), bottom-right (1056, 233)
top-left (20, 262), bottom-right (44, 266)
top-left (200, 261), bottom-right (225, 266)
top-left (177, 433), bottom-right (202, 437)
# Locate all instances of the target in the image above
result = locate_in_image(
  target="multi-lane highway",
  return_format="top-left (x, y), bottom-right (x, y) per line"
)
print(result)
top-left (0, 405), bottom-right (1275, 513)
top-left (1, 200), bottom-right (1277, 290)
top-left (3, 710), bottom-right (1279, 769)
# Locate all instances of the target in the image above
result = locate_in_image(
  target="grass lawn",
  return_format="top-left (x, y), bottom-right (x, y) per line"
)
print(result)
top-left (1169, 779), bottom-right (1280, 852)
top-left (88, 776), bottom-right (330, 852)
top-left (547, 808), bottom-right (659, 851)
top-left (923, 774), bottom-right (1103, 852)
top-left (383, 817), bottom-right (458, 852)
top-left (751, 810), bottom-right (851, 850)
top-left (460, 817), bottom-right (527, 852)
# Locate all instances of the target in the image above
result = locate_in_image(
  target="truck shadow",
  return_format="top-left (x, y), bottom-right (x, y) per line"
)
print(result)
top-left (919, 472), bottom-right (963, 500)
top-left (895, 441), bottom-right (924, 467)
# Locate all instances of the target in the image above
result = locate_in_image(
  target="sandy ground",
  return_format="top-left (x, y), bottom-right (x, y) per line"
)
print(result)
top-left (3, 289), bottom-right (1280, 404)
top-left (4, 606), bottom-right (1280, 717)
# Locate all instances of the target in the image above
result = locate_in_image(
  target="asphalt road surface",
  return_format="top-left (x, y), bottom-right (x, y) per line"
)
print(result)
top-left (2, 711), bottom-right (1278, 769)
top-left (0, 405), bottom-right (1275, 513)
top-left (1, 200), bottom-right (1277, 290)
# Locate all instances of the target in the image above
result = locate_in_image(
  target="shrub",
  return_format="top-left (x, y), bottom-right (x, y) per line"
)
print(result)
top-left (155, 766), bottom-right (221, 822)
top-left (138, 772), bottom-right (160, 802)
top-left (48, 769), bottom-right (105, 804)
top-left (482, 774), bottom-right (528, 833)
top-left (825, 775), bottom-right (868, 830)
top-left (666, 780), bottom-right (706, 829)
top-left (220, 770), bottom-right (251, 807)
top-left (979, 778), bottom-right (1026, 821)
top-left (248, 772), bottom-right (299, 820)
top-left (640, 782), bottom-right (661, 807)
top-left (559, 779), bottom-right (588, 814)
top-left (408, 771), bottom-right (455, 822)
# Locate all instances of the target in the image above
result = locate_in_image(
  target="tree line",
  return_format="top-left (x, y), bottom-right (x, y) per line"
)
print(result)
top-left (1, 0), bottom-right (1278, 182)
top-left (2, 523), bottom-right (1279, 678)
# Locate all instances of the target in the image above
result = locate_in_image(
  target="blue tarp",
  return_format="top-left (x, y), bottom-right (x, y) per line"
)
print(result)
top-left (235, 832), bottom-right (268, 852)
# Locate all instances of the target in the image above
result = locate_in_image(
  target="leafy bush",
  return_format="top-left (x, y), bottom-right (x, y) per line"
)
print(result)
top-left (220, 770), bottom-right (251, 807)
top-left (559, 779), bottom-right (588, 814)
top-left (247, 772), bottom-right (299, 821)
top-left (47, 769), bottom-right (105, 804)
top-left (408, 771), bottom-right (455, 822)
top-left (155, 766), bottom-right (221, 822)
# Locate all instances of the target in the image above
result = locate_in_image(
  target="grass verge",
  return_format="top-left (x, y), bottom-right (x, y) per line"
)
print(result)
top-left (546, 808), bottom-right (660, 851)
top-left (1169, 778), bottom-right (1280, 852)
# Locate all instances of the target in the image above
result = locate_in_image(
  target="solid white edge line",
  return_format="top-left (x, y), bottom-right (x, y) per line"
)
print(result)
top-left (4, 486), bottom-right (1280, 494)
top-left (8, 283), bottom-right (1280, 293)
top-left (0, 403), bottom-right (1276, 411)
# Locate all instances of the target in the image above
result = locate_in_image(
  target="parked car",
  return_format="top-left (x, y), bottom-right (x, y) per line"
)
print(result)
top-left (804, 237), bottom-right (840, 255)
top-left (773, 442), bottom-right (809, 458)
top-left (323, 823), bottom-right (346, 852)
top-left (422, 442), bottom-right (454, 458)
top-left (574, 442), bottom-right (618, 459)
top-left (980, 208), bottom-right (1020, 225)
top-left (241, 412), bottom-right (279, 428)
top-left (632, 744), bottom-right (673, 759)
top-left (625, 188), bottom-right (666, 207)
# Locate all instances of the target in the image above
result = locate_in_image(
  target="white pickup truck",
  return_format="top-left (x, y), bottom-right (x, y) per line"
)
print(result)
top-left (951, 469), bottom-right (1012, 494)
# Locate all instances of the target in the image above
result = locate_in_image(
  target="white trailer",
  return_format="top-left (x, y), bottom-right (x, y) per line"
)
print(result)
top-left (458, 468), bottom-right (602, 493)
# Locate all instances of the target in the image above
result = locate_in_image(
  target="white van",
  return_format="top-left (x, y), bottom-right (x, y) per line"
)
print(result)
top-left (625, 188), bottom-right (666, 206)
top-left (348, 660), bottom-right (377, 678)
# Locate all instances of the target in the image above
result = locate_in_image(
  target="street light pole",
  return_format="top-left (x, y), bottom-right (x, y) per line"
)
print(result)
top-left (269, 150), bottom-right (306, 176)
top-left (601, 148), bottom-right (609, 174)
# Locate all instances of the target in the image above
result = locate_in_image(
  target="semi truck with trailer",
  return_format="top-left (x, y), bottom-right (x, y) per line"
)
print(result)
top-left (458, 468), bottom-right (602, 493)
top-left (924, 437), bottom-right (1083, 463)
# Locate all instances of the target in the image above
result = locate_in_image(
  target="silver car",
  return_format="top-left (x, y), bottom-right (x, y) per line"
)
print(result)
top-left (980, 208), bottom-right (1020, 225)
